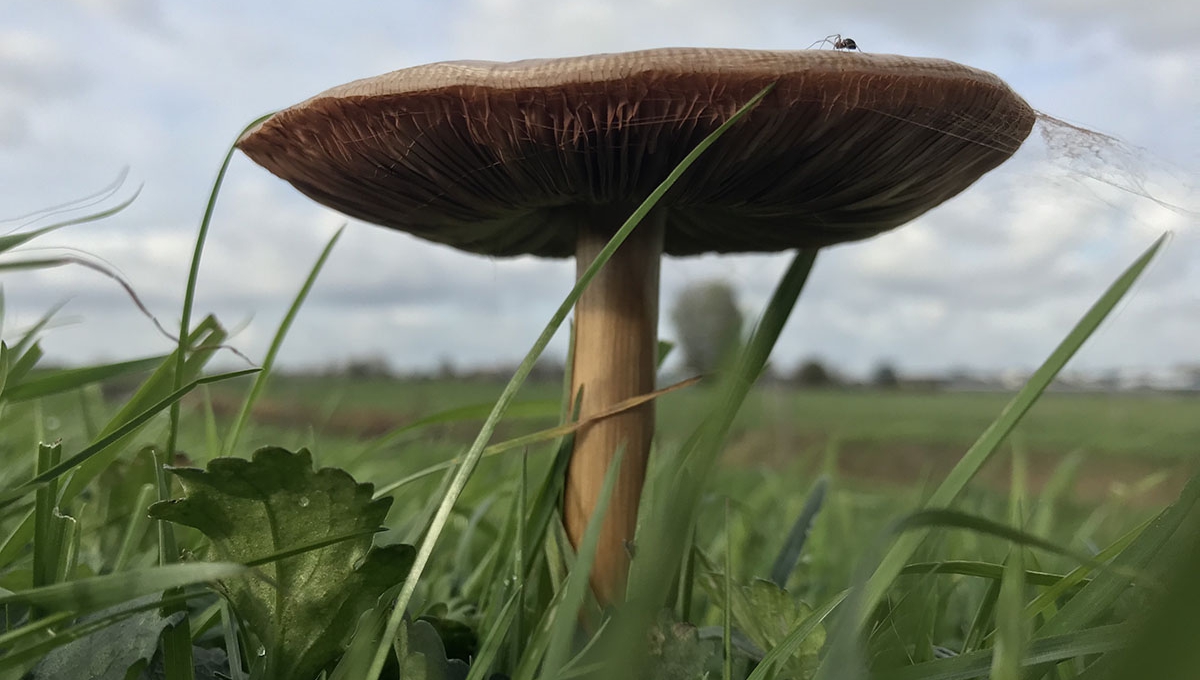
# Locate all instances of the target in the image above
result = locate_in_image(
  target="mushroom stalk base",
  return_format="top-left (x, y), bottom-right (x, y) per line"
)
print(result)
top-left (565, 207), bottom-right (665, 607)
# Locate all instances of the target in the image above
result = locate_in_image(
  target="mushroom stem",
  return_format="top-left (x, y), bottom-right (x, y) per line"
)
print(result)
top-left (565, 206), bottom-right (666, 606)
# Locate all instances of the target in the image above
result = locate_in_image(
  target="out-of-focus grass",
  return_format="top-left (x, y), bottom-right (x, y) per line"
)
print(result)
top-left (199, 375), bottom-right (1200, 459)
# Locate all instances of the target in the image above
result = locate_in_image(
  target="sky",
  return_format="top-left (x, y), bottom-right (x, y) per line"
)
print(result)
top-left (0, 0), bottom-right (1197, 379)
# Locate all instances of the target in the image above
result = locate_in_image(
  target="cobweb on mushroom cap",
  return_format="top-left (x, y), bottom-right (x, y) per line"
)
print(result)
top-left (238, 49), bottom-right (1037, 258)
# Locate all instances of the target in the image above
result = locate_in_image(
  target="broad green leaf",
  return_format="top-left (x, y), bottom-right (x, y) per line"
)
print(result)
top-left (26, 596), bottom-right (184, 680)
top-left (148, 447), bottom-right (416, 680)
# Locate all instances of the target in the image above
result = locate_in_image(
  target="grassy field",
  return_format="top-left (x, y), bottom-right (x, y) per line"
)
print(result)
top-left (198, 374), bottom-right (1199, 504)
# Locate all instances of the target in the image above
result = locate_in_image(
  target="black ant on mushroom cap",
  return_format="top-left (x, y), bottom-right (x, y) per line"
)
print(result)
top-left (809, 34), bottom-right (858, 51)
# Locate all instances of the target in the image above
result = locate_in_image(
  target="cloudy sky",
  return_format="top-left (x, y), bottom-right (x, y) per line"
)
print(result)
top-left (1, 0), bottom-right (1196, 378)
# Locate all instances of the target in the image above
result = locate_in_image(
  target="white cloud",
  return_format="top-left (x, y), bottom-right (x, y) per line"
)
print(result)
top-left (0, 0), bottom-right (1196, 377)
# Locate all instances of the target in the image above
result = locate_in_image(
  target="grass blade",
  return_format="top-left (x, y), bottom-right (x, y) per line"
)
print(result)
top-left (542, 447), bottom-right (624, 679)
top-left (0, 562), bottom-right (245, 613)
top-left (769, 475), bottom-right (829, 588)
top-left (870, 625), bottom-right (1128, 680)
top-left (818, 233), bottom-right (1167, 678)
top-left (223, 225), bottom-right (344, 455)
top-left (0, 355), bottom-right (164, 403)
top-left (360, 84), bottom-right (776, 680)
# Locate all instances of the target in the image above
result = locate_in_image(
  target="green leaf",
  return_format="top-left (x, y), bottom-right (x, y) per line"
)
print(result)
top-left (394, 618), bottom-right (470, 680)
top-left (698, 574), bottom-right (824, 679)
top-left (643, 613), bottom-right (720, 680)
top-left (26, 596), bottom-right (184, 680)
top-left (148, 447), bottom-right (416, 680)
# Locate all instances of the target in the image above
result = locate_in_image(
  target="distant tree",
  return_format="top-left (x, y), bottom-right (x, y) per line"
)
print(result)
top-left (871, 361), bottom-right (901, 389)
top-left (670, 280), bottom-right (744, 375)
top-left (793, 357), bottom-right (837, 387)
top-left (344, 355), bottom-right (392, 379)
top-left (437, 355), bottom-right (458, 380)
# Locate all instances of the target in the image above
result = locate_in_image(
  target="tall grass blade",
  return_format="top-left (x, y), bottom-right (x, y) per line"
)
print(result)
top-left (59, 315), bottom-right (229, 504)
top-left (610, 248), bottom-right (818, 674)
top-left (223, 225), bottom-right (344, 455)
top-left (869, 624), bottom-right (1128, 680)
top-left (0, 355), bottom-right (164, 403)
top-left (0, 562), bottom-right (245, 613)
top-left (0, 188), bottom-right (139, 255)
top-left (360, 84), bottom-right (777, 680)
top-left (817, 234), bottom-right (1167, 679)
top-left (769, 475), bottom-right (829, 588)
top-left (541, 447), bottom-right (624, 679)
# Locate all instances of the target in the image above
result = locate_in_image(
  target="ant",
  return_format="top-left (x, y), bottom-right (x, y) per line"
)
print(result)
top-left (809, 34), bottom-right (858, 51)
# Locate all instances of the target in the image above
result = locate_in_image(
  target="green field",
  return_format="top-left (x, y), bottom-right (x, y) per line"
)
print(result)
top-left (199, 374), bottom-right (1199, 505)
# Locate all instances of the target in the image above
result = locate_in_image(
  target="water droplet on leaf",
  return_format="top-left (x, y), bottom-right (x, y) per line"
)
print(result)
top-left (298, 496), bottom-right (310, 508)
top-left (256, 646), bottom-right (267, 657)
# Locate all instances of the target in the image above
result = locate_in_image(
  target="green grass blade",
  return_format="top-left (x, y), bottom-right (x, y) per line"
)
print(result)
top-left (990, 451), bottom-right (1028, 680)
top-left (610, 248), bottom-right (819, 673)
top-left (0, 355), bottom-right (164, 403)
top-left (769, 475), bottom-right (829, 588)
top-left (0, 592), bottom-right (193, 671)
top-left (0, 368), bottom-right (259, 509)
top-left (465, 586), bottom-right (523, 680)
top-left (870, 625), bottom-right (1128, 680)
top-left (896, 509), bottom-right (1122, 573)
top-left (900, 561), bottom-right (1086, 588)
top-left (541, 446), bottom-right (624, 679)
top-left (59, 316), bottom-right (228, 504)
top-left (723, 500), bottom-right (734, 680)
top-left (0, 562), bottom-right (245, 613)
top-left (0, 188), bottom-right (139, 255)
top-left (223, 225), bottom-right (344, 455)
top-left (360, 83), bottom-right (777, 680)
top-left (821, 233), bottom-right (1167, 671)
top-left (112, 483), bottom-right (157, 572)
top-left (1034, 469), bottom-right (1200, 638)
top-left (1023, 517), bottom-right (1148, 621)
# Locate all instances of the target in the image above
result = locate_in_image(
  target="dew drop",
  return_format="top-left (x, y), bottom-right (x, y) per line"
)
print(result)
top-left (298, 496), bottom-right (310, 508)
top-left (256, 646), bottom-right (266, 657)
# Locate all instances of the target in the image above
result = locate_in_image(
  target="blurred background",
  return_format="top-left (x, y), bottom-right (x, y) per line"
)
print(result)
top-left (0, 0), bottom-right (1196, 384)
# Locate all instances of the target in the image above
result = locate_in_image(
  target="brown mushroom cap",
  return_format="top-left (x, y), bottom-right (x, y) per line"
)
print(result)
top-left (238, 47), bottom-right (1035, 257)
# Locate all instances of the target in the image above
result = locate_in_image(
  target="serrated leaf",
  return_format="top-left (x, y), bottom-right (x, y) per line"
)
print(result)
top-left (700, 574), bottom-right (824, 679)
top-left (148, 447), bottom-right (416, 680)
top-left (26, 596), bottom-right (183, 680)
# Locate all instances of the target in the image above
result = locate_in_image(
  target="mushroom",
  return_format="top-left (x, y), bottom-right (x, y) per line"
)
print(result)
top-left (237, 47), bottom-right (1035, 605)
